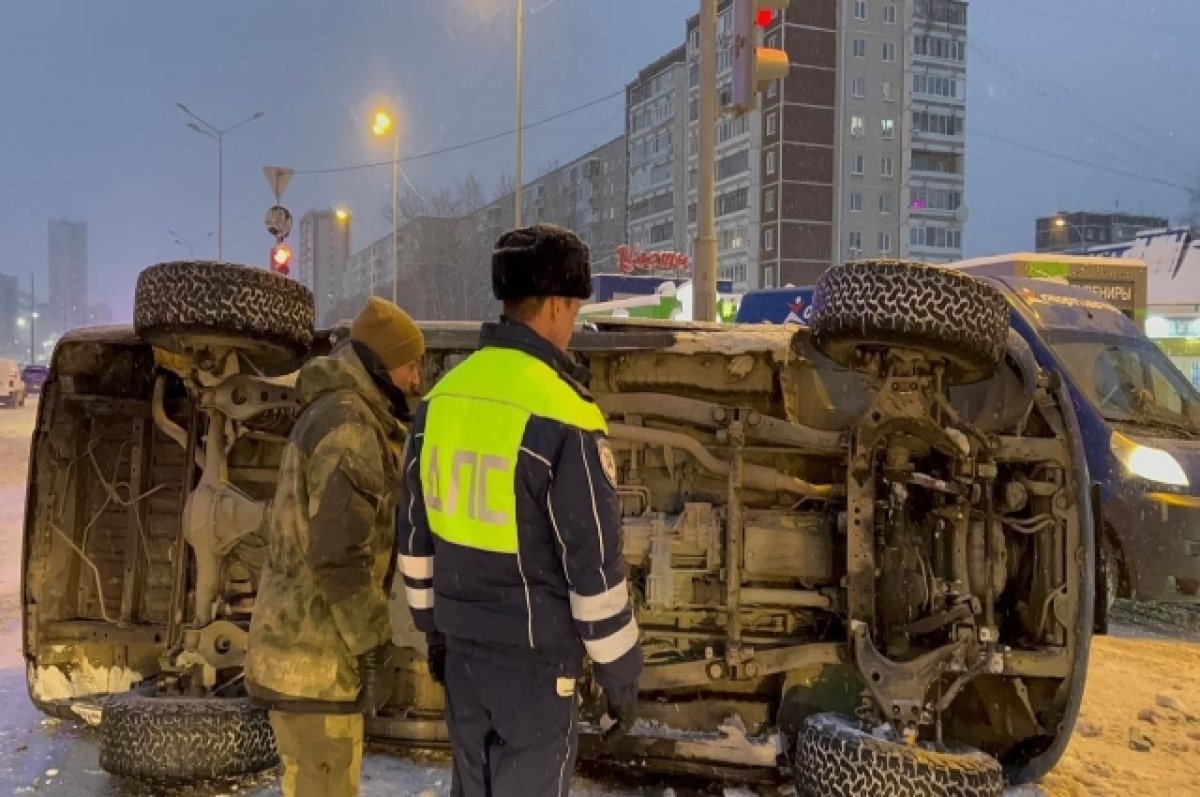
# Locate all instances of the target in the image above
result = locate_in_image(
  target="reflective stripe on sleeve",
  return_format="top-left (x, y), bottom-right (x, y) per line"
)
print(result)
top-left (400, 554), bottom-right (434, 580)
top-left (582, 618), bottom-right (639, 664)
top-left (405, 586), bottom-right (435, 611)
top-left (569, 580), bottom-right (630, 623)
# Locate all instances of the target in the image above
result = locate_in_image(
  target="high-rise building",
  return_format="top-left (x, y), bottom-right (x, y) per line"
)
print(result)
top-left (899, 0), bottom-right (969, 264)
top-left (295, 209), bottom-right (352, 325)
top-left (651, 0), bottom-right (969, 291)
top-left (0, 274), bottom-right (19, 359)
top-left (1034, 211), bottom-right (1169, 253)
top-left (48, 219), bottom-right (88, 335)
top-left (758, 1), bottom-right (840, 288)
top-left (625, 46), bottom-right (690, 273)
top-left (835, 0), bottom-right (968, 270)
top-left (478, 136), bottom-right (628, 273)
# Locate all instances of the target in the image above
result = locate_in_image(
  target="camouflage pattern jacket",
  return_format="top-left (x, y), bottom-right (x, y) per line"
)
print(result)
top-left (247, 343), bottom-right (406, 710)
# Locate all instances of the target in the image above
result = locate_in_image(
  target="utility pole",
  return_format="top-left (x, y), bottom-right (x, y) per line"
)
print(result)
top-left (29, 274), bottom-right (36, 366)
top-left (514, 0), bottom-right (525, 228)
top-left (693, 0), bottom-right (719, 322)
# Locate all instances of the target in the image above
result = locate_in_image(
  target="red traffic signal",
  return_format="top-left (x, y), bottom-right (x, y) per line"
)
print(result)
top-left (270, 243), bottom-right (292, 275)
top-left (756, 9), bottom-right (774, 27)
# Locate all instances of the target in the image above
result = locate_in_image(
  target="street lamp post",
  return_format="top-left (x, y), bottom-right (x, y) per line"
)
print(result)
top-left (17, 313), bottom-right (38, 365)
top-left (372, 110), bottom-right (400, 304)
top-left (176, 104), bottom-right (266, 262)
top-left (514, 0), bottom-right (524, 228)
top-left (1053, 217), bottom-right (1087, 252)
top-left (168, 229), bottom-right (215, 259)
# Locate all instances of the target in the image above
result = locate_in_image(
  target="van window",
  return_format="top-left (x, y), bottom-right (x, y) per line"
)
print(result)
top-left (1049, 331), bottom-right (1200, 435)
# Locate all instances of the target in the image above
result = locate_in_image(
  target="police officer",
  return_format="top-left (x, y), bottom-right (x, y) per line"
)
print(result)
top-left (247, 296), bottom-right (424, 797)
top-left (398, 223), bottom-right (642, 797)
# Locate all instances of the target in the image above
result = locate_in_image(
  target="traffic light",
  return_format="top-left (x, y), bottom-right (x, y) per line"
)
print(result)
top-left (730, 0), bottom-right (791, 114)
top-left (270, 243), bottom-right (292, 275)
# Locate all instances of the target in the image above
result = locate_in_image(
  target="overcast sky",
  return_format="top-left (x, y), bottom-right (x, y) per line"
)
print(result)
top-left (1, 0), bottom-right (1197, 319)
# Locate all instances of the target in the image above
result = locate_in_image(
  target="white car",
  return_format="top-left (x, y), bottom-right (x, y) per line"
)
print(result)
top-left (0, 358), bottom-right (26, 408)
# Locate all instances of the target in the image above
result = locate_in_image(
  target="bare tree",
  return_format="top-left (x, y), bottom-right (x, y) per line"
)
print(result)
top-left (393, 176), bottom-right (495, 321)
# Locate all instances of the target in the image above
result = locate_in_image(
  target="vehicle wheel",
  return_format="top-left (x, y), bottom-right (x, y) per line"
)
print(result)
top-left (99, 692), bottom-right (278, 782)
top-left (794, 713), bottom-right (1004, 797)
top-left (811, 260), bottom-right (1009, 385)
top-left (134, 260), bottom-right (314, 366)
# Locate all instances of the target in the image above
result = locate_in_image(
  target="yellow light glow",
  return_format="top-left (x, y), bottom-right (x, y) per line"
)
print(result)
top-left (335, 209), bottom-right (350, 222)
top-left (1054, 218), bottom-right (1066, 228)
top-left (372, 110), bottom-right (394, 137)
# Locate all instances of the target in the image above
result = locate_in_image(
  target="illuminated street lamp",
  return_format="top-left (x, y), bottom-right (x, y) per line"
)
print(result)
top-left (16, 312), bottom-right (39, 364)
top-left (1053, 217), bottom-right (1087, 251)
top-left (335, 208), bottom-right (351, 223)
top-left (372, 108), bottom-right (400, 304)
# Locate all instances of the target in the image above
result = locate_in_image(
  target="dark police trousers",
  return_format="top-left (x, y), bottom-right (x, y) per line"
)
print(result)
top-left (446, 638), bottom-right (581, 797)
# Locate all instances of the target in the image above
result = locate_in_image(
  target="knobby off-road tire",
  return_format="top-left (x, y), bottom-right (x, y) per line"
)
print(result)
top-left (99, 693), bottom-right (278, 781)
top-left (794, 713), bottom-right (1004, 797)
top-left (134, 260), bottom-right (314, 365)
top-left (811, 260), bottom-right (1009, 385)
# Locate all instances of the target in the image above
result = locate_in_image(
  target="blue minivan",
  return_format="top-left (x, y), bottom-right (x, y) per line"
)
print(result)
top-left (738, 278), bottom-right (1200, 619)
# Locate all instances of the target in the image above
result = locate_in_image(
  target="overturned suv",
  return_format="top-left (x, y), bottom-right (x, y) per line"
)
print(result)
top-left (21, 259), bottom-right (1092, 795)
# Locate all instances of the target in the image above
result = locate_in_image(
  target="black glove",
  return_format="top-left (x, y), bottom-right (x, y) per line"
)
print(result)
top-left (426, 631), bottom-right (447, 685)
top-left (601, 687), bottom-right (638, 744)
top-left (357, 643), bottom-right (394, 713)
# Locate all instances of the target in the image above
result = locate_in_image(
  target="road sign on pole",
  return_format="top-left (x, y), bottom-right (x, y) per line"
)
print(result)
top-left (265, 205), bottom-right (293, 239)
top-left (262, 166), bottom-right (294, 204)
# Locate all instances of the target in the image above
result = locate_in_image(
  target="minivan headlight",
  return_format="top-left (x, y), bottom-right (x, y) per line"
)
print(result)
top-left (1110, 432), bottom-right (1189, 487)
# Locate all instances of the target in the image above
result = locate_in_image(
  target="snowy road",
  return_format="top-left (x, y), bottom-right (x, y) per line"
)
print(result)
top-left (2, 400), bottom-right (1199, 795)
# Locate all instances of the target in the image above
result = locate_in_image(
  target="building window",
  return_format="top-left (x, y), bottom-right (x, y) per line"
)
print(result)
top-left (767, 79), bottom-right (779, 98)
top-left (853, 1), bottom-right (867, 21)
top-left (766, 150), bottom-right (777, 175)
top-left (882, 43), bottom-right (896, 62)
top-left (765, 228), bottom-right (776, 252)
top-left (850, 193), bottom-right (863, 212)
top-left (882, 80), bottom-right (894, 102)
top-left (852, 76), bottom-right (866, 98)
top-left (881, 118), bottom-right (895, 139)
top-left (878, 232), bottom-right (892, 254)
top-left (767, 111), bottom-right (778, 136)
top-left (851, 154), bottom-right (865, 175)
top-left (884, 4), bottom-right (897, 24)
top-left (765, 188), bottom-right (777, 213)
top-left (763, 265), bottom-right (777, 288)
top-left (848, 231), bottom-right (863, 255)
top-left (879, 193), bottom-right (893, 214)
top-left (853, 38), bottom-right (866, 58)
top-left (881, 156), bottom-right (894, 178)
top-left (850, 115), bottom-right (865, 138)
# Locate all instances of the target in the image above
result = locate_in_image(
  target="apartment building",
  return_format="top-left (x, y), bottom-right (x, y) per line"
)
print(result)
top-left (295, 209), bottom-right (352, 324)
top-left (478, 136), bottom-right (628, 273)
top-left (835, 0), bottom-right (968, 267)
top-left (625, 46), bottom-right (690, 269)
top-left (47, 219), bottom-right (88, 335)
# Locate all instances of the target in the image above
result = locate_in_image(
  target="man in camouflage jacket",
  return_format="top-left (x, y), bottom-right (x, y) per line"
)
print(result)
top-left (247, 297), bottom-right (424, 797)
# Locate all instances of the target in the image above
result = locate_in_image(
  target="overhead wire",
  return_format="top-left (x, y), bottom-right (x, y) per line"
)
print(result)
top-left (969, 36), bottom-right (1194, 176)
top-left (296, 88), bottom-right (625, 176)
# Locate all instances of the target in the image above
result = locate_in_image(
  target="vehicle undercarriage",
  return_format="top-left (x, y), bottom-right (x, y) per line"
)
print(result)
top-left (21, 259), bottom-right (1093, 795)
